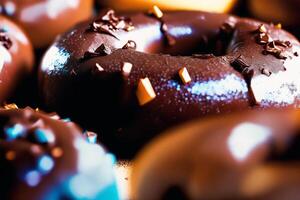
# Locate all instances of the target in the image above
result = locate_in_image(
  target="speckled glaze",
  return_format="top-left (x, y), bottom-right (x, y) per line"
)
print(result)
top-left (0, 0), bottom-right (94, 48)
top-left (0, 107), bottom-right (119, 200)
top-left (39, 10), bottom-right (300, 158)
top-left (0, 16), bottom-right (34, 104)
top-left (132, 109), bottom-right (300, 200)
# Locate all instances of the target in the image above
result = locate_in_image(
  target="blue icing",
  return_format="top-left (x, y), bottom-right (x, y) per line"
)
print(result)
top-left (4, 124), bottom-right (25, 141)
top-left (63, 139), bottom-right (120, 199)
top-left (38, 155), bottom-right (54, 174)
top-left (95, 181), bottom-right (120, 200)
top-left (24, 170), bottom-right (41, 187)
top-left (33, 129), bottom-right (49, 143)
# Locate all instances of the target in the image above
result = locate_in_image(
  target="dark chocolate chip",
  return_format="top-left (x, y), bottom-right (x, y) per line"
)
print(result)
top-left (231, 55), bottom-right (252, 76)
top-left (83, 44), bottom-right (112, 60)
top-left (261, 68), bottom-right (272, 76)
top-left (122, 40), bottom-right (137, 49)
top-left (0, 31), bottom-right (12, 50)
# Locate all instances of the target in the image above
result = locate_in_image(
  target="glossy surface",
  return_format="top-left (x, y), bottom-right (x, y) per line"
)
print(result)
top-left (39, 10), bottom-right (300, 158)
top-left (0, 0), bottom-right (93, 48)
top-left (0, 16), bottom-right (33, 103)
top-left (0, 107), bottom-right (119, 200)
top-left (132, 109), bottom-right (300, 200)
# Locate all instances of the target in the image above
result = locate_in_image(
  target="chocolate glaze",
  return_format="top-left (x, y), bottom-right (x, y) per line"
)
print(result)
top-left (0, 16), bottom-right (34, 104)
top-left (132, 109), bottom-right (300, 200)
top-left (0, 107), bottom-right (118, 200)
top-left (0, 0), bottom-right (94, 48)
top-left (39, 10), bottom-right (300, 158)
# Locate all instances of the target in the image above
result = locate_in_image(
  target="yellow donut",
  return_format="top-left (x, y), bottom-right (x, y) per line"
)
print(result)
top-left (99, 0), bottom-right (237, 13)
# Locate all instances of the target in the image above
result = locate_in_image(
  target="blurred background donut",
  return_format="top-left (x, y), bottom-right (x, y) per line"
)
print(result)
top-left (0, 16), bottom-right (34, 104)
top-left (0, 107), bottom-right (120, 200)
top-left (97, 0), bottom-right (237, 13)
top-left (0, 0), bottom-right (94, 48)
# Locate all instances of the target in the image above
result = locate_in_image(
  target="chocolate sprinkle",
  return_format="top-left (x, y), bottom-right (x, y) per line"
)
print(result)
top-left (254, 24), bottom-right (292, 60)
top-left (274, 40), bottom-right (292, 48)
top-left (83, 44), bottom-right (112, 60)
top-left (257, 33), bottom-right (272, 44)
top-left (0, 30), bottom-right (12, 50)
top-left (263, 41), bottom-right (288, 60)
top-left (89, 10), bottom-right (134, 39)
top-left (261, 68), bottom-right (272, 77)
top-left (122, 40), bottom-right (137, 50)
top-left (231, 55), bottom-right (253, 77)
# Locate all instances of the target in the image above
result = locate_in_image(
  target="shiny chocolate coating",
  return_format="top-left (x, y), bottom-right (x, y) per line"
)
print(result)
top-left (39, 10), bottom-right (300, 158)
top-left (0, 16), bottom-right (34, 104)
top-left (0, 107), bottom-right (119, 200)
top-left (132, 109), bottom-right (300, 200)
top-left (0, 0), bottom-right (94, 48)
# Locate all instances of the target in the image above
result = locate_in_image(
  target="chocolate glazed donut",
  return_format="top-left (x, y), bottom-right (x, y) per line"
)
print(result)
top-left (0, 107), bottom-right (119, 200)
top-left (0, 0), bottom-right (93, 48)
top-left (0, 16), bottom-right (34, 103)
top-left (132, 109), bottom-right (300, 200)
top-left (39, 9), bottom-right (300, 158)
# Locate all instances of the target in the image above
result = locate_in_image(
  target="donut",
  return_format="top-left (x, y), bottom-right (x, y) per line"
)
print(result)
top-left (0, 16), bottom-right (34, 104)
top-left (0, 0), bottom-right (94, 48)
top-left (39, 9), bottom-right (300, 158)
top-left (132, 108), bottom-right (300, 200)
top-left (249, 0), bottom-right (300, 27)
top-left (97, 0), bottom-right (237, 13)
top-left (0, 106), bottom-right (120, 200)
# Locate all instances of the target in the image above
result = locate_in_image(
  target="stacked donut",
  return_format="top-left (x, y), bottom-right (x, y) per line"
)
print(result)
top-left (1, 0), bottom-right (300, 200)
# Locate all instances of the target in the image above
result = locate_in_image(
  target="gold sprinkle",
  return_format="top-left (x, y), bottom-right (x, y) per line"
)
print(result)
top-left (178, 67), bottom-right (192, 84)
top-left (52, 147), bottom-right (63, 158)
top-left (275, 23), bottom-right (282, 29)
top-left (149, 5), bottom-right (163, 19)
top-left (126, 26), bottom-right (135, 31)
top-left (96, 63), bottom-right (104, 71)
top-left (5, 151), bottom-right (16, 160)
top-left (122, 62), bottom-right (133, 76)
top-left (136, 78), bottom-right (156, 106)
top-left (35, 108), bottom-right (39, 112)
top-left (258, 24), bottom-right (267, 33)
top-left (4, 103), bottom-right (18, 110)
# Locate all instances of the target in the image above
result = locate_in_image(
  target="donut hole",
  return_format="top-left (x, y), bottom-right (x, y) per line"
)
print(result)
top-left (161, 185), bottom-right (188, 200)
